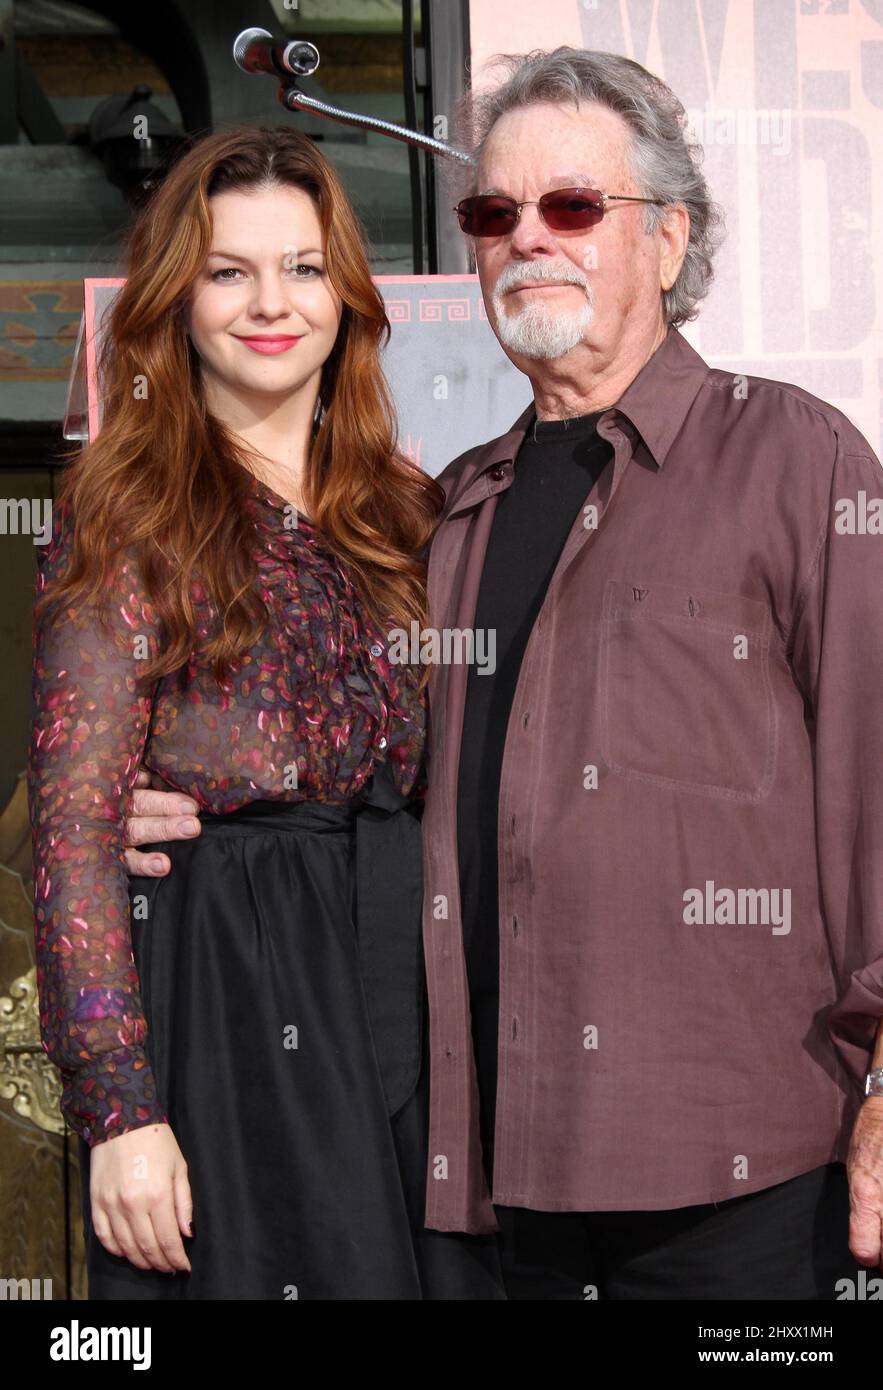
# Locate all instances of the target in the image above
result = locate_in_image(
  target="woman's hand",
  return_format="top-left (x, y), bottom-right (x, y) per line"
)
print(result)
top-left (123, 767), bottom-right (202, 876)
top-left (88, 1123), bottom-right (194, 1274)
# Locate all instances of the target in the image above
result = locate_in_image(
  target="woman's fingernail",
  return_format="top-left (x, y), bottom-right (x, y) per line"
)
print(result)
top-left (182, 819), bottom-right (200, 834)
top-left (151, 857), bottom-right (166, 872)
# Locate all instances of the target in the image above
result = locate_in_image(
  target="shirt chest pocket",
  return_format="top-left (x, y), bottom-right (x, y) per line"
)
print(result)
top-left (600, 579), bottom-right (777, 801)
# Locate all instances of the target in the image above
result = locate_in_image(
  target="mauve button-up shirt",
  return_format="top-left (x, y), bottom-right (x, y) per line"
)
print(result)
top-left (419, 324), bottom-right (883, 1235)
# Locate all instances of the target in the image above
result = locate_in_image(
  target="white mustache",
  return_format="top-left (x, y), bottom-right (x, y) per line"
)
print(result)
top-left (497, 266), bottom-right (589, 294)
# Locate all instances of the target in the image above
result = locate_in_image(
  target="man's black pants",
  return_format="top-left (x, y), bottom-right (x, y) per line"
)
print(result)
top-left (491, 1161), bottom-right (867, 1299)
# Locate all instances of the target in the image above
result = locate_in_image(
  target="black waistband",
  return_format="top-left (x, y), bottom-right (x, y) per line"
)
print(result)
top-left (197, 797), bottom-right (355, 836)
top-left (195, 759), bottom-right (415, 836)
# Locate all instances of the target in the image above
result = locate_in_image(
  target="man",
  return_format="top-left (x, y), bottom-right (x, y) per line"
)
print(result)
top-left (123, 49), bottom-right (883, 1299)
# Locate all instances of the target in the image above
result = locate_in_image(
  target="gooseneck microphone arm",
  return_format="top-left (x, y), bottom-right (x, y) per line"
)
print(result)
top-left (232, 27), bottom-right (475, 167)
top-left (278, 86), bottom-right (474, 165)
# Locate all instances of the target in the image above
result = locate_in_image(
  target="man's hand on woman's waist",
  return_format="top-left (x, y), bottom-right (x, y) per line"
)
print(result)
top-left (123, 766), bottom-right (201, 876)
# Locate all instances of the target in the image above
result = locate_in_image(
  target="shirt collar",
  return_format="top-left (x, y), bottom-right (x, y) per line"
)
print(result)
top-left (475, 326), bottom-right (710, 476)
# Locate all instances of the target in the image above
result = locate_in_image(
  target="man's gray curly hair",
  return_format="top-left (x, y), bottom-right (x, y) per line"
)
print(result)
top-left (442, 47), bottom-right (726, 327)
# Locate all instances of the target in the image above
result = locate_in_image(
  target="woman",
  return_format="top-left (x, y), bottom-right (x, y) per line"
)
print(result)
top-left (28, 126), bottom-right (503, 1300)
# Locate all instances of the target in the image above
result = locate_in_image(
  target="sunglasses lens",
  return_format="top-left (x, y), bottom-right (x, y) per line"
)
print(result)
top-left (457, 189), bottom-right (605, 236)
top-left (458, 196), bottom-right (517, 236)
top-left (541, 189), bottom-right (604, 230)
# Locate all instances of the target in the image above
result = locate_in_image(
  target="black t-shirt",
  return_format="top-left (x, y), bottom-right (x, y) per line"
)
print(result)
top-left (456, 408), bottom-right (614, 1153)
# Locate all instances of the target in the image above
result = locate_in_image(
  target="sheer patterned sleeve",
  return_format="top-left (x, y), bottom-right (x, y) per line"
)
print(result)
top-left (27, 503), bottom-right (169, 1146)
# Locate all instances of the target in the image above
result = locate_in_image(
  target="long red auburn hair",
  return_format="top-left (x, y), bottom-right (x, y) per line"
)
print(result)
top-left (35, 125), bottom-right (444, 687)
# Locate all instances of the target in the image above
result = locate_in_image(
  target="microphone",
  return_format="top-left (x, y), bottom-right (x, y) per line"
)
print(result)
top-left (232, 28), bottom-right (320, 79)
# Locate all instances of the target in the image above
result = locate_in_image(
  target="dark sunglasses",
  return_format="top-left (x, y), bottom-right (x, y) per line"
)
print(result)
top-left (453, 186), bottom-right (665, 237)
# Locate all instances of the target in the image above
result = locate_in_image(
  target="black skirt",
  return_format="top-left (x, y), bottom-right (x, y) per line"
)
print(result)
top-left (77, 764), bottom-right (505, 1300)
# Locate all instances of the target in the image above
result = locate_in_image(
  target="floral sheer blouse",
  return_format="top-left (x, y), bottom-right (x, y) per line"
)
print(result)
top-left (27, 473), bottom-right (426, 1146)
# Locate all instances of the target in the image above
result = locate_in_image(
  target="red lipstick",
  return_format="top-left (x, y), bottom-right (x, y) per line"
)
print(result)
top-left (235, 335), bottom-right (303, 355)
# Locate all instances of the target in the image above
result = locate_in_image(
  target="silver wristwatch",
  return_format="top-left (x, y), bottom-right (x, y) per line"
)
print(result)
top-left (865, 1067), bottom-right (883, 1097)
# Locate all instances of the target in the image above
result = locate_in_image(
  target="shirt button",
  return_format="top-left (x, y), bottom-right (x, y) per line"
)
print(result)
top-left (489, 466), bottom-right (505, 481)
top-left (378, 736), bottom-right (388, 749)
top-left (369, 643), bottom-right (383, 657)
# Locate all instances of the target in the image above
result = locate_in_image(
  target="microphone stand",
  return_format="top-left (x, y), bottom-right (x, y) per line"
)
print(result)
top-left (233, 28), bottom-right (475, 167)
top-left (276, 82), bottom-right (474, 167)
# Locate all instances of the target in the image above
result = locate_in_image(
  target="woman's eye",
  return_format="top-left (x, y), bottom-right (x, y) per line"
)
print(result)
top-left (210, 265), bottom-right (321, 281)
